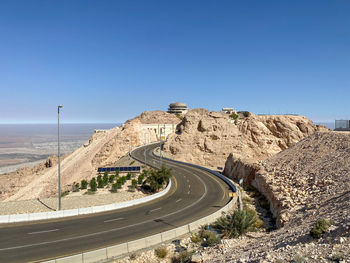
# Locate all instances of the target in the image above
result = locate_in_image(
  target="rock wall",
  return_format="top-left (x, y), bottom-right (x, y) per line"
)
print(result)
top-left (163, 109), bottom-right (328, 168)
top-left (224, 132), bottom-right (350, 227)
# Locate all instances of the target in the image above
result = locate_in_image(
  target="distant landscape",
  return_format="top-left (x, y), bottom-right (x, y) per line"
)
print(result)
top-left (0, 123), bottom-right (119, 174)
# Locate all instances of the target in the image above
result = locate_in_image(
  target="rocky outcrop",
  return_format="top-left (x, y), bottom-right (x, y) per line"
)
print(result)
top-left (0, 111), bottom-right (180, 201)
top-left (163, 109), bottom-right (328, 168)
top-left (224, 131), bottom-right (350, 227)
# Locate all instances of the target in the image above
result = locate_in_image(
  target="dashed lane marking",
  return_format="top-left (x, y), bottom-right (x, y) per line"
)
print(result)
top-left (28, 229), bottom-right (59, 235)
top-left (176, 198), bottom-right (182, 203)
top-left (104, 218), bottom-right (124, 223)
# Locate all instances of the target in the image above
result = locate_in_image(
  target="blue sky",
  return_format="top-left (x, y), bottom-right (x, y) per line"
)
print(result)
top-left (0, 0), bottom-right (349, 123)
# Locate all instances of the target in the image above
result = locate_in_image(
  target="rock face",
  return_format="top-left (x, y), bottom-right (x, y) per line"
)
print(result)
top-left (224, 131), bottom-right (350, 228)
top-left (163, 109), bottom-right (328, 168)
top-left (0, 111), bottom-right (180, 201)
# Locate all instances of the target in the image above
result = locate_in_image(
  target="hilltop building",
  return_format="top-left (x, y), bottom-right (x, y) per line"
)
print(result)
top-left (168, 102), bottom-right (188, 115)
top-left (221, 108), bottom-right (236, 115)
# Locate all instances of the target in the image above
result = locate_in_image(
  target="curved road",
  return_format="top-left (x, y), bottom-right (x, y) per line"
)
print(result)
top-left (0, 143), bottom-right (231, 263)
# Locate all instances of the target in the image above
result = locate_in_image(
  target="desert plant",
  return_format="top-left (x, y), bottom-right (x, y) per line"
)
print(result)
top-left (155, 246), bottom-right (168, 259)
top-left (61, 190), bottom-right (69, 197)
top-left (103, 173), bottom-right (109, 185)
top-left (142, 166), bottom-right (172, 193)
top-left (229, 112), bottom-right (238, 120)
top-left (115, 170), bottom-right (119, 177)
top-left (72, 182), bottom-right (80, 192)
top-left (89, 178), bottom-right (97, 191)
top-left (200, 230), bottom-right (220, 247)
top-left (131, 179), bottom-right (137, 187)
top-left (293, 254), bottom-right (306, 263)
top-left (108, 174), bottom-right (115, 183)
top-left (190, 233), bottom-right (202, 244)
top-left (126, 173), bottom-right (131, 180)
top-left (111, 183), bottom-right (118, 193)
top-left (332, 253), bottom-right (344, 263)
top-left (310, 219), bottom-right (333, 239)
top-left (137, 175), bottom-right (144, 184)
top-left (97, 178), bottom-right (104, 188)
top-left (214, 208), bottom-right (258, 238)
top-left (80, 179), bottom-right (88, 189)
top-left (172, 250), bottom-right (192, 263)
top-left (103, 171), bottom-right (108, 177)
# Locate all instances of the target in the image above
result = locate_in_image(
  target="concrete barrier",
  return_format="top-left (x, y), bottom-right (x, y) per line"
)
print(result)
top-left (82, 248), bottom-right (107, 263)
top-left (55, 254), bottom-right (83, 263)
top-left (145, 233), bottom-right (162, 247)
top-left (106, 243), bottom-right (128, 258)
top-left (127, 238), bottom-right (147, 253)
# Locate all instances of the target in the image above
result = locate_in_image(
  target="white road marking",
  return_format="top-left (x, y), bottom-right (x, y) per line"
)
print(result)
top-left (188, 185), bottom-right (191, 189)
top-left (187, 179), bottom-right (189, 183)
top-left (28, 229), bottom-right (59, 235)
top-left (150, 207), bottom-right (162, 213)
top-left (104, 218), bottom-right (124, 223)
top-left (0, 167), bottom-right (209, 252)
top-left (188, 191), bottom-right (190, 195)
top-left (176, 198), bottom-right (182, 203)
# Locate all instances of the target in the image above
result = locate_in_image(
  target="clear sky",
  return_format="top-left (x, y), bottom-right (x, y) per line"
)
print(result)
top-left (0, 0), bottom-right (349, 124)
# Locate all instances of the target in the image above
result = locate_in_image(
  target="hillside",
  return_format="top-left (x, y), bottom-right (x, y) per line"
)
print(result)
top-left (220, 131), bottom-right (350, 262)
top-left (163, 109), bottom-right (328, 168)
top-left (0, 111), bottom-right (180, 201)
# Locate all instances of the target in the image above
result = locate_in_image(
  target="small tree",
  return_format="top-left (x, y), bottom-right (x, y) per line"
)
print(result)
top-left (103, 174), bottom-right (109, 185)
top-left (81, 179), bottom-right (88, 189)
top-left (111, 183), bottom-right (118, 193)
top-left (104, 171), bottom-right (108, 178)
top-left (90, 178), bottom-right (97, 191)
top-left (115, 170), bottom-right (119, 177)
top-left (108, 174), bottom-right (115, 183)
top-left (137, 175), bottom-right (144, 184)
top-left (131, 179), bottom-right (137, 187)
top-left (126, 173), bottom-right (131, 180)
top-left (97, 178), bottom-right (104, 188)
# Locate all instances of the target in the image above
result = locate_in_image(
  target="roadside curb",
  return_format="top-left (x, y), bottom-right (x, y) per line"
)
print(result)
top-left (0, 178), bottom-right (171, 224)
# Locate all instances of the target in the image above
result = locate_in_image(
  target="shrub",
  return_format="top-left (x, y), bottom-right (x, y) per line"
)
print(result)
top-left (229, 112), bottom-right (238, 120)
top-left (200, 230), bottom-right (220, 247)
top-left (72, 182), bottom-right (80, 192)
top-left (190, 233), bottom-right (202, 244)
top-left (80, 179), bottom-right (88, 189)
top-left (111, 183), bottom-right (118, 193)
top-left (155, 246), bottom-right (168, 259)
top-left (137, 175), bottom-right (144, 184)
top-left (108, 174), bottom-right (115, 183)
top-left (103, 171), bottom-right (108, 178)
top-left (61, 190), bottom-right (69, 197)
top-left (172, 250), bottom-right (192, 263)
top-left (141, 166), bottom-right (172, 193)
top-left (310, 219), bottom-right (333, 239)
top-left (131, 179), bottom-right (137, 187)
top-left (214, 208), bottom-right (258, 238)
top-left (97, 178), bottom-right (104, 188)
top-left (89, 178), bottom-right (97, 191)
top-left (126, 173), bottom-right (131, 180)
top-left (103, 173), bottom-right (109, 185)
top-left (115, 170), bottom-right (119, 177)
top-left (293, 254), bottom-right (306, 263)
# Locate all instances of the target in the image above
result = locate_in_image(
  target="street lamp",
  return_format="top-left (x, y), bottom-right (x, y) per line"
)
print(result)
top-left (57, 105), bottom-right (63, 210)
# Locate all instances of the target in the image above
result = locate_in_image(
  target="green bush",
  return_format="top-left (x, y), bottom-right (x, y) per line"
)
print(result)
top-left (103, 171), bottom-right (108, 178)
top-left (108, 174), bottom-right (115, 183)
top-left (293, 254), bottom-right (306, 263)
top-left (141, 166), bottom-right (172, 193)
top-left (200, 230), bottom-right (220, 247)
top-left (80, 179), bottom-right (88, 189)
top-left (155, 246), bottom-right (168, 259)
top-left (61, 190), bottom-right (69, 197)
top-left (89, 178), bottom-right (97, 191)
top-left (126, 173), bottom-right (131, 180)
top-left (97, 178), bottom-right (104, 188)
top-left (310, 219), bottom-right (333, 239)
top-left (214, 208), bottom-right (258, 238)
top-left (137, 175), bottom-right (144, 184)
top-left (72, 182), bottom-right (80, 192)
top-left (229, 112), bottom-right (238, 120)
top-left (111, 183), bottom-right (118, 193)
top-left (103, 173), bottom-right (109, 185)
top-left (172, 250), bottom-right (192, 263)
top-left (131, 179), bottom-right (137, 187)
top-left (115, 170), bottom-right (119, 177)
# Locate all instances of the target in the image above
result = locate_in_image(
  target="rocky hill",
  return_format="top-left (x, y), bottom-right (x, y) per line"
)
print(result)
top-left (163, 109), bottom-right (328, 168)
top-left (0, 111), bottom-right (180, 201)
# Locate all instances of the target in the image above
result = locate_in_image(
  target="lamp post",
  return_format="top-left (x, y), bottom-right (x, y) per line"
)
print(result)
top-left (57, 105), bottom-right (63, 211)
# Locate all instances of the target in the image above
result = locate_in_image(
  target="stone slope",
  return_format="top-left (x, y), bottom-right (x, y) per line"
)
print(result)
top-left (163, 109), bottom-right (328, 168)
top-left (0, 111), bottom-right (180, 201)
top-left (224, 131), bottom-right (350, 227)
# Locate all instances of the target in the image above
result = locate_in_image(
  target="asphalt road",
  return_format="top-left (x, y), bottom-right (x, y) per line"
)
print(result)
top-left (0, 143), bottom-right (231, 263)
